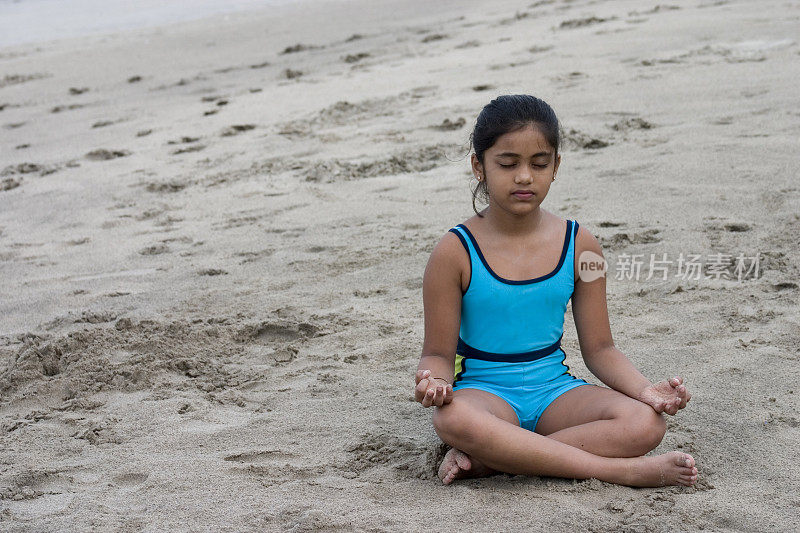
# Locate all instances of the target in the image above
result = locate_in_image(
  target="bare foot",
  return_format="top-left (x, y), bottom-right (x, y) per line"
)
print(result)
top-left (626, 451), bottom-right (699, 487)
top-left (438, 447), bottom-right (497, 485)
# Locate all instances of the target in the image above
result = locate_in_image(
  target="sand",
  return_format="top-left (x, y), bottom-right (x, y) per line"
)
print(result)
top-left (1, 0), bottom-right (799, 530)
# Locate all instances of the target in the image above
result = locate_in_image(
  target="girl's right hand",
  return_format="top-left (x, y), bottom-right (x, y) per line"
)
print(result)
top-left (415, 369), bottom-right (453, 407)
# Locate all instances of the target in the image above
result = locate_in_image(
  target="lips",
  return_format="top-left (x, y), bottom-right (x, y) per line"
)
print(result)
top-left (512, 190), bottom-right (534, 199)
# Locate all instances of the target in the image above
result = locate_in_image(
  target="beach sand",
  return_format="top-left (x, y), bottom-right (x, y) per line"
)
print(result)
top-left (1, 0), bottom-right (799, 530)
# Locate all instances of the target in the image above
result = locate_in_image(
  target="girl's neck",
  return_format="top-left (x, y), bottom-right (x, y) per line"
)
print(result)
top-left (482, 205), bottom-right (546, 237)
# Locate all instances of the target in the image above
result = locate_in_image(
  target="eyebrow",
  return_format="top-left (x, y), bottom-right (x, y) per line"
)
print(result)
top-left (495, 151), bottom-right (552, 157)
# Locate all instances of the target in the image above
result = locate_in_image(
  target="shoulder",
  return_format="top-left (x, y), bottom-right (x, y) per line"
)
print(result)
top-left (573, 221), bottom-right (603, 257)
top-left (571, 222), bottom-right (605, 282)
top-left (427, 224), bottom-right (471, 268)
top-left (424, 226), bottom-right (470, 289)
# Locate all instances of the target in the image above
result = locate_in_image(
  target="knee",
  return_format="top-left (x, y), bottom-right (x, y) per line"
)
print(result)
top-left (619, 403), bottom-right (666, 456)
top-left (633, 404), bottom-right (667, 455)
top-left (432, 399), bottom-right (482, 446)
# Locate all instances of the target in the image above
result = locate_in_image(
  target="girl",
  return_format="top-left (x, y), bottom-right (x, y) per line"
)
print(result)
top-left (414, 95), bottom-right (698, 488)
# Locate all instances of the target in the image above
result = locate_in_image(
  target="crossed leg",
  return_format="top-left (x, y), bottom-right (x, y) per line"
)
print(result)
top-left (434, 386), bottom-right (698, 487)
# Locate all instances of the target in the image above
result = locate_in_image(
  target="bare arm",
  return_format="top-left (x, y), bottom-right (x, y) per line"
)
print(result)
top-left (571, 227), bottom-right (691, 414)
top-left (571, 227), bottom-right (652, 398)
top-left (415, 231), bottom-right (467, 407)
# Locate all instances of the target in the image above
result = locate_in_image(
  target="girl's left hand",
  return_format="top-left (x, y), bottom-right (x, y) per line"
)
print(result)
top-left (637, 376), bottom-right (691, 415)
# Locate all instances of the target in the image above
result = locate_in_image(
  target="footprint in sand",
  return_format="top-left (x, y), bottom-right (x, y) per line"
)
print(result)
top-left (723, 222), bottom-right (751, 232)
top-left (51, 103), bottom-right (86, 113)
top-left (472, 84), bottom-right (494, 91)
top-left (280, 43), bottom-right (322, 54)
top-left (343, 52), bottom-right (370, 63)
top-left (172, 145), bottom-right (205, 155)
top-left (561, 127), bottom-right (610, 150)
top-left (344, 431), bottom-right (441, 480)
top-left (598, 221), bottom-right (625, 228)
top-left (600, 229), bottom-right (662, 249)
top-left (234, 248), bottom-right (274, 265)
top-left (302, 142), bottom-right (459, 182)
top-left (139, 244), bottom-right (170, 255)
top-left (220, 124), bottom-right (255, 136)
top-left (1, 177), bottom-right (22, 191)
top-left (610, 117), bottom-right (653, 131)
top-left (421, 33), bottom-right (447, 43)
top-left (197, 268), bottom-right (227, 276)
top-left (86, 149), bottom-right (131, 161)
top-left (559, 16), bottom-right (617, 29)
top-left (0, 72), bottom-right (49, 88)
top-left (430, 117), bottom-right (465, 131)
top-left (143, 179), bottom-right (188, 193)
top-left (167, 136), bottom-right (200, 144)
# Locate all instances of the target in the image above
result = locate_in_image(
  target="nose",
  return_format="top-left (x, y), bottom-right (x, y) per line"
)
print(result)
top-left (515, 166), bottom-right (533, 184)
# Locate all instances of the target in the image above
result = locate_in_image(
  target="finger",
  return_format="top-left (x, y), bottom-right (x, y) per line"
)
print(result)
top-left (422, 387), bottom-right (435, 407)
top-left (434, 385), bottom-right (445, 406)
top-left (415, 381), bottom-right (428, 403)
top-left (417, 369), bottom-right (431, 385)
top-left (415, 370), bottom-right (424, 384)
top-left (685, 391), bottom-right (691, 403)
top-left (415, 383), bottom-right (427, 403)
top-left (430, 386), bottom-right (441, 407)
top-left (669, 377), bottom-right (680, 388)
top-left (434, 390), bottom-right (444, 407)
top-left (439, 384), bottom-right (449, 404)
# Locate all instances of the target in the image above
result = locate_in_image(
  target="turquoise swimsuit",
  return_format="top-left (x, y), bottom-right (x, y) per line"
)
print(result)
top-left (448, 219), bottom-right (590, 432)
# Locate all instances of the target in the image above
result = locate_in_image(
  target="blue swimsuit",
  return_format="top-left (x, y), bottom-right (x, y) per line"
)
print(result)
top-left (448, 219), bottom-right (590, 432)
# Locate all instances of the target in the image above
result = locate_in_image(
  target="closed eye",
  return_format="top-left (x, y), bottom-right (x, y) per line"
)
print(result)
top-left (498, 163), bottom-right (548, 168)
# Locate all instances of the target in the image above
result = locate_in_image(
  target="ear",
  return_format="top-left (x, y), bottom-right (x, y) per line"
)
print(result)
top-left (471, 153), bottom-right (483, 178)
top-left (553, 153), bottom-right (561, 177)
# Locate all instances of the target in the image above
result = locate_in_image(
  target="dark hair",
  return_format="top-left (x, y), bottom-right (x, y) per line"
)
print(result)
top-left (468, 94), bottom-right (560, 216)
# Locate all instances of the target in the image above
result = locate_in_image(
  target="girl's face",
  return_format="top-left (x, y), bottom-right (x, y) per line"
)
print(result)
top-left (472, 124), bottom-right (560, 217)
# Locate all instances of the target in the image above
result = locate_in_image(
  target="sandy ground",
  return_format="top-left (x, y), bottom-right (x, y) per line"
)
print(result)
top-left (1, 0), bottom-right (799, 530)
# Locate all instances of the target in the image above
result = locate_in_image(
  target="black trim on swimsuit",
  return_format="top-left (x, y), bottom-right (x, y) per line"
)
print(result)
top-left (570, 220), bottom-right (581, 301)
top-left (448, 227), bottom-right (472, 295)
top-left (455, 220), bottom-right (572, 285)
top-left (456, 335), bottom-right (563, 363)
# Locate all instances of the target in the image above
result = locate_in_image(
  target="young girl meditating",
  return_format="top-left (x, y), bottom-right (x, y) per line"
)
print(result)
top-left (414, 94), bottom-right (698, 487)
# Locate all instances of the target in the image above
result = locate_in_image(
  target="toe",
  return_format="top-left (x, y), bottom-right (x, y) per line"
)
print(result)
top-left (455, 452), bottom-right (472, 471)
